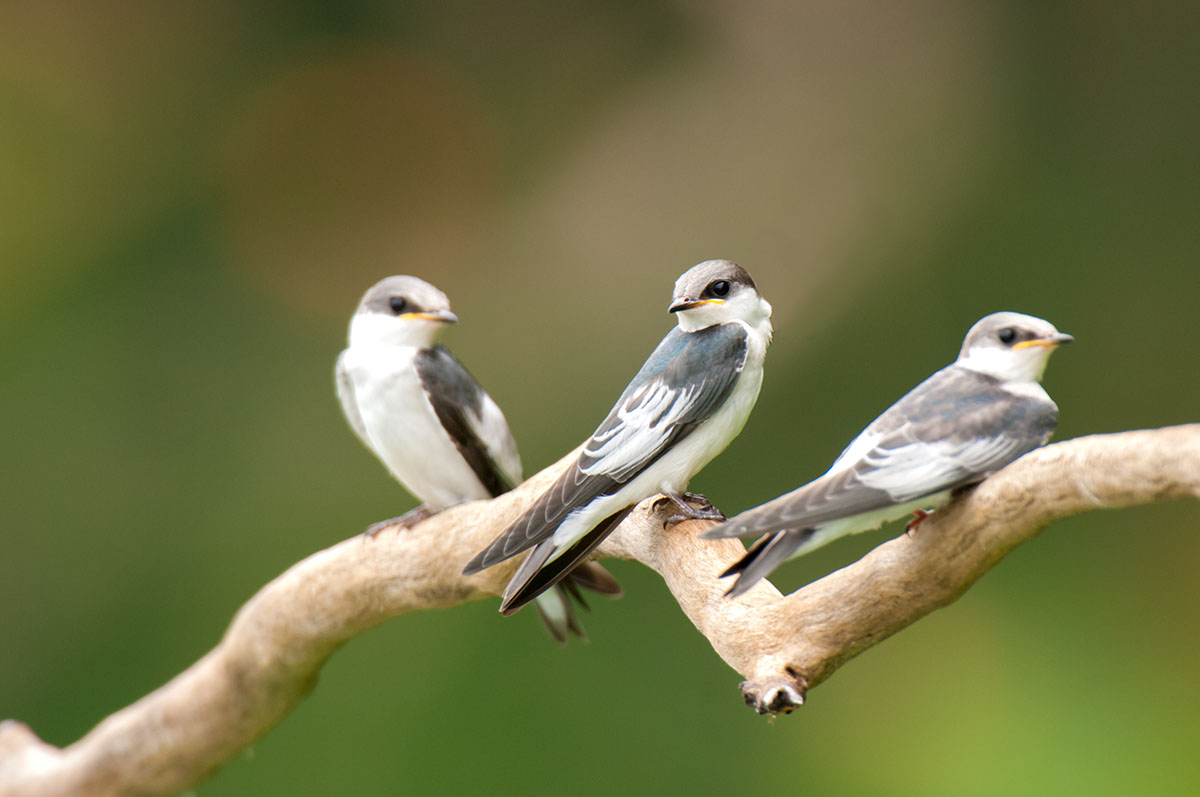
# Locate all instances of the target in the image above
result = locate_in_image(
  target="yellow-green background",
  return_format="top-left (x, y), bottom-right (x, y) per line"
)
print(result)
top-left (2, 2), bottom-right (1197, 794)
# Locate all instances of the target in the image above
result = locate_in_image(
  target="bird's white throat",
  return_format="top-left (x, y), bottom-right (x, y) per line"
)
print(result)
top-left (349, 312), bottom-right (443, 350)
top-left (957, 344), bottom-right (1054, 383)
top-left (675, 291), bottom-right (773, 341)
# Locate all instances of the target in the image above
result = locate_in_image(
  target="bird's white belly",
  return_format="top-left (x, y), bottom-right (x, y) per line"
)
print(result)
top-left (550, 338), bottom-right (766, 549)
top-left (345, 352), bottom-right (489, 510)
top-left (813, 489), bottom-right (952, 548)
top-left (647, 356), bottom-right (764, 496)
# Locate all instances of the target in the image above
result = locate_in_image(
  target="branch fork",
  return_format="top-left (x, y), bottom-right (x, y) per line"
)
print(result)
top-left (2, 426), bottom-right (1197, 795)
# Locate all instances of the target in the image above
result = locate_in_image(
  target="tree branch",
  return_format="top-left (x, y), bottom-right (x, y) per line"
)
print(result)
top-left (2, 426), bottom-right (1197, 795)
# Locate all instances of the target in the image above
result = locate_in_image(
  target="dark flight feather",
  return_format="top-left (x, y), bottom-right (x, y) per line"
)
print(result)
top-left (708, 365), bottom-right (1058, 540)
top-left (414, 345), bottom-right (514, 498)
top-left (463, 322), bottom-right (749, 576)
top-left (499, 507), bottom-right (634, 615)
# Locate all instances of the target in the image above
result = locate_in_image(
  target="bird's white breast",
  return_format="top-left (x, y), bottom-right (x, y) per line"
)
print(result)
top-left (341, 344), bottom-right (492, 509)
top-left (646, 330), bottom-right (766, 495)
top-left (549, 321), bottom-right (769, 550)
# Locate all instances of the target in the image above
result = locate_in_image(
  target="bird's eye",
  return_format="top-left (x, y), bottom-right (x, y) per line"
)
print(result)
top-left (708, 280), bottom-right (731, 298)
top-left (389, 296), bottom-right (408, 314)
top-left (998, 327), bottom-right (1017, 345)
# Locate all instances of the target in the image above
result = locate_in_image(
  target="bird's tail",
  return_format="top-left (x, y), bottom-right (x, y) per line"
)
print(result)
top-left (562, 560), bottom-right (623, 597)
top-left (702, 504), bottom-right (786, 540)
top-left (500, 507), bottom-right (633, 616)
top-left (532, 562), bottom-right (624, 643)
top-left (721, 528), bottom-right (818, 598)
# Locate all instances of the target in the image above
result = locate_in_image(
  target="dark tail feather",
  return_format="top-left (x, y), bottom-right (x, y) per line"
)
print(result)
top-left (722, 529), bottom-right (813, 598)
top-left (533, 586), bottom-right (588, 644)
top-left (559, 577), bottom-right (588, 611)
top-left (563, 561), bottom-right (623, 598)
top-left (720, 533), bottom-right (771, 577)
top-left (531, 562), bottom-right (624, 644)
top-left (500, 507), bottom-right (633, 616)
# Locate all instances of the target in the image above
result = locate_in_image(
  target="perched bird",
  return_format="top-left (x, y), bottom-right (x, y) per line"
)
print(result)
top-left (336, 276), bottom-right (619, 642)
top-left (463, 260), bottom-right (774, 615)
top-left (705, 311), bottom-right (1073, 597)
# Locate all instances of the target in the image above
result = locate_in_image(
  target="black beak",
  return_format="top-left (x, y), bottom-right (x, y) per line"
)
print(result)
top-left (668, 298), bottom-right (708, 313)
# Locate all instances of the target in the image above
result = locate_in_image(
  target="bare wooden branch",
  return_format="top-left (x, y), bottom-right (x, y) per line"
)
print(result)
top-left (2, 426), bottom-right (1197, 796)
top-left (622, 424), bottom-right (1200, 713)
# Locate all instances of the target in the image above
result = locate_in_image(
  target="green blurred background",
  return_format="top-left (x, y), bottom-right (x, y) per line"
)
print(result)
top-left (2, 1), bottom-right (1198, 794)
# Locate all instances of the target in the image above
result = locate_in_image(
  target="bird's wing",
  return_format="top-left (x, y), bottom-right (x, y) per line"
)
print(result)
top-left (334, 351), bottom-right (373, 450)
top-left (414, 346), bottom-right (523, 497)
top-left (851, 366), bottom-right (1059, 501)
top-left (463, 323), bottom-right (750, 573)
top-left (709, 366), bottom-right (1059, 538)
top-left (474, 392), bottom-right (523, 488)
top-left (499, 506), bottom-right (634, 615)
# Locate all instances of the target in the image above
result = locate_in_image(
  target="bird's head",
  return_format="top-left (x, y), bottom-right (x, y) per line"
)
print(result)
top-left (956, 311), bottom-right (1073, 382)
top-left (668, 259), bottom-right (772, 335)
top-left (348, 275), bottom-right (458, 348)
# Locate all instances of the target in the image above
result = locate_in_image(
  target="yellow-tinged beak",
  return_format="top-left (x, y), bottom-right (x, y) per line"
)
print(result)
top-left (402, 310), bottom-right (458, 324)
top-left (669, 297), bottom-right (724, 313)
top-left (1014, 332), bottom-right (1074, 349)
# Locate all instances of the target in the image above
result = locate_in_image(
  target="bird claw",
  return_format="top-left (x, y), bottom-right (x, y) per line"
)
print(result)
top-left (363, 505), bottom-right (435, 538)
top-left (657, 491), bottom-right (725, 528)
top-left (683, 491), bottom-right (722, 513)
top-left (905, 508), bottom-right (932, 536)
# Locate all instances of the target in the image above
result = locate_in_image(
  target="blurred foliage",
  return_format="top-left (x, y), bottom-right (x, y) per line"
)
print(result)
top-left (1, 1), bottom-right (1197, 795)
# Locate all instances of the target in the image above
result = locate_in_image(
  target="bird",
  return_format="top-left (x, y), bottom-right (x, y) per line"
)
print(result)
top-left (462, 259), bottom-right (774, 616)
top-left (703, 311), bottom-right (1073, 598)
top-left (335, 275), bottom-right (620, 642)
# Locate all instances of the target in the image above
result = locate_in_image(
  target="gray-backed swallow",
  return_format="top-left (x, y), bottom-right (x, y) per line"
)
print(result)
top-left (705, 311), bottom-right (1072, 597)
top-left (336, 276), bottom-right (620, 641)
top-left (462, 260), bottom-right (773, 615)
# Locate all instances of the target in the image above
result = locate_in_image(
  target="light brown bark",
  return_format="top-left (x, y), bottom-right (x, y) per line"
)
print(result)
top-left (1, 426), bottom-right (1197, 796)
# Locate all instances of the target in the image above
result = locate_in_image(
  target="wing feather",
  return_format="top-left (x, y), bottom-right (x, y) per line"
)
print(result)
top-left (415, 346), bottom-right (522, 498)
top-left (709, 365), bottom-right (1059, 539)
top-left (463, 323), bottom-right (749, 574)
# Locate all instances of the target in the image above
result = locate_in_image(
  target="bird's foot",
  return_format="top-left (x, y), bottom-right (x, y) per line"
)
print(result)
top-left (905, 508), bottom-right (932, 536)
top-left (682, 491), bottom-right (718, 512)
top-left (363, 505), bottom-right (435, 538)
top-left (655, 490), bottom-right (725, 528)
top-left (740, 668), bottom-right (808, 716)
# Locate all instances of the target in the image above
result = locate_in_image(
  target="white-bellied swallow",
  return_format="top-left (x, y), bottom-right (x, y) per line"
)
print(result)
top-left (336, 276), bottom-right (620, 642)
top-left (462, 260), bottom-right (774, 615)
top-left (705, 311), bottom-right (1073, 597)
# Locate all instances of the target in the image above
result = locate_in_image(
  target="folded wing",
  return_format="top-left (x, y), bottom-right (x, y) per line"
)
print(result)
top-left (708, 366), bottom-right (1058, 539)
top-left (415, 346), bottom-right (523, 497)
top-left (463, 323), bottom-right (750, 574)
